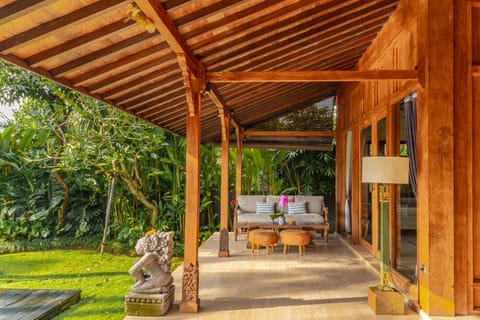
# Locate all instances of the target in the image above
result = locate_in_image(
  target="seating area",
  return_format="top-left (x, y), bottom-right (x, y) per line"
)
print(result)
top-left (234, 195), bottom-right (330, 242)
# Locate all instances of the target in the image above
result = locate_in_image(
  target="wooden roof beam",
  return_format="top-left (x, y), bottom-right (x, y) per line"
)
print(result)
top-left (71, 44), bottom-right (170, 86)
top-left (245, 131), bottom-right (335, 138)
top-left (51, 32), bottom-right (157, 77)
top-left (0, 0), bottom-right (57, 24)
top-left (27, 20), bottom-right (136, 67)
top-left (207, 70), bottom-right (418, 83)
top-left (135, 0), bottom-right (206, 116)
top-left (0, 0), bottom-right (129, 54)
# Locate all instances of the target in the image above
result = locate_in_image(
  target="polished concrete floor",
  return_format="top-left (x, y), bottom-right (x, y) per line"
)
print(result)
top-left (125, 232), bottom-right (478, 320)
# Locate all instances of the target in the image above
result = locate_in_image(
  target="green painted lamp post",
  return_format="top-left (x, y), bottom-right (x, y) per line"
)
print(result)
top-left (362, 156), bottom-right (409, 314)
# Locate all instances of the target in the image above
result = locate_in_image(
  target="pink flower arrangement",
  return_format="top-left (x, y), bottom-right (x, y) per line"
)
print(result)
top-left (279, 195), bottom-right (289, 208)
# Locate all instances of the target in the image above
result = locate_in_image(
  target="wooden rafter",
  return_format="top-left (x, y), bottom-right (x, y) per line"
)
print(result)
top-left (51, 32), bottom-right (158, 77)
top-left (0, 0), bottom-right (57, 24)
top-left (207, 70), bottom-right (418, 83)
top-left (206, 0), bottom-right (395, 69)
top-left (88, 59), bottom-right (177, 93)
top-left (71, 44), bottom-right (169, 86)
top-left (0, 0), bottom-right (128, 54)
top-left (135, 0), bottom-right (205, 116)
top-left (27, 20), bottom-right (136, 67)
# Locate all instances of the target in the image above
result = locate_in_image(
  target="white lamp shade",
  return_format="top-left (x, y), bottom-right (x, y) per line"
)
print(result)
top-left (362, 156), bottom-right (409, 184)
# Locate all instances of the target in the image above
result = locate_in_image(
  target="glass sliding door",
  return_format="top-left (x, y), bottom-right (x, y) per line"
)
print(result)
top-left (395, 95), bottom-right (417, 282)
top-left (360, 125), bottom-right (373, 245)
top-left (377, 118), bottom-right (387, 252)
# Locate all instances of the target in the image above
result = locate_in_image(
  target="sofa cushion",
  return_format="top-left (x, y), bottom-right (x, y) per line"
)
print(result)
top-left (285, 213), bottom-right (325, 225)
top-left (237, 195), bottom-right (265, 213)
top-left (288, 202), bottom-right (307, 214)
top-left (295, 195), bottom-right (324, 213)
top-left (238, 213), bottom-right (273, 225)
top-left (256, 202), bottom-right (275, 214)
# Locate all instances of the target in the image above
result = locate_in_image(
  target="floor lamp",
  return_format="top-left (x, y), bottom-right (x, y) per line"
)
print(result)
top-left (362, 156), bottom-right (409, 315)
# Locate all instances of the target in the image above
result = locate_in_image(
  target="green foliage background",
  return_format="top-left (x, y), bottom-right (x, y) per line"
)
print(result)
top-left (0, 61), bottom-right (336, 252)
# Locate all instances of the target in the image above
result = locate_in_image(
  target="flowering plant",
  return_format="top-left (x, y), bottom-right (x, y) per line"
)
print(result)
top-left (279, 195), bottom-right (289, 214)
top-left (229, 199), bottom-right (236, 209)
top-left (279, 195), bottom-right (289, 207)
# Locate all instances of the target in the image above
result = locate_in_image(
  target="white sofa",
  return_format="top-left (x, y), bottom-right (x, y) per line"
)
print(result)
top-left (234, 195), bottom-right (329, 242)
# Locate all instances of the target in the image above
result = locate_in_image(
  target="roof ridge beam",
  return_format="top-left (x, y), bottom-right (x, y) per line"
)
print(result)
top-left (207, 70), bottom-right (418, 83)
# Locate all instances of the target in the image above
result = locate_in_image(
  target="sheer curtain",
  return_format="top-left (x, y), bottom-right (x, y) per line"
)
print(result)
top-left (404, 93), bottom-right (417, 199)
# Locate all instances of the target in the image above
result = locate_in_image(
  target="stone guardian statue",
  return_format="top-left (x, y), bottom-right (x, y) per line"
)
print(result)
top-left (125, 230), bottom-right (175, 316)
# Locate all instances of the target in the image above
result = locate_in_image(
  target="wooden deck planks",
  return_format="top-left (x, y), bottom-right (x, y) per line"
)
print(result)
top-left (0, 289), bottom-right (80, 320)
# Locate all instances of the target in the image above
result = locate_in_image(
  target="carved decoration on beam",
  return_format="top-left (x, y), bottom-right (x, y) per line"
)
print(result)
top-left (178, 53), bottom-right (206, 117)
top-left (206, 86), bottom-right (240, 130)
top-left (207, 70), bottom-right (418, 83)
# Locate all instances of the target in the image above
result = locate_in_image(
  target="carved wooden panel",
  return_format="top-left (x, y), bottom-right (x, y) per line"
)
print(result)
top-left (182, 262), bottom-right (199, 305)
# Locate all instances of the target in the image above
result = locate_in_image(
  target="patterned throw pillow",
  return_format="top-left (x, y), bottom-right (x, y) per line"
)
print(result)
top-left (288, 202), bottom-right (307, 214)
top-left (256, 202), bottom-right (275, 214)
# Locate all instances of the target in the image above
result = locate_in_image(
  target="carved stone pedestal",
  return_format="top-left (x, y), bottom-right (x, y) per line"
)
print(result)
top-left (125, 285), bottom-right (175, 316)
top-left (368, 286), bottom-right (405, 315)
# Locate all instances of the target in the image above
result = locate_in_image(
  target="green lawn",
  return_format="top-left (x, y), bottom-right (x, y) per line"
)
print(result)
top-left (0, 250), bottom-right (181, 319)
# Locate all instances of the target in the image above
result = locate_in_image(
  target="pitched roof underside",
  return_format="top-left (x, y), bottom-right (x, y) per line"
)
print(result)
top-left (0, 0), bottom-right (399, 144)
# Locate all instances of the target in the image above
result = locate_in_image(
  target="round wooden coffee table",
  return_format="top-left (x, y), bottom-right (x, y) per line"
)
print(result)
top-left (280, 229), bottom-right (310, 256)
top-left (248, 229), bottom-right (278, 254)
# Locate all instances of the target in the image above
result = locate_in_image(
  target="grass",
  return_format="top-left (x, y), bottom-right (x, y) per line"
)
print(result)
top-left (0, 250), bottom-right (182, 320)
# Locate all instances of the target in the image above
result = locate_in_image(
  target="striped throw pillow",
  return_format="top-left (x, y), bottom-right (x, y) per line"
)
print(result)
top-left (288, 202), bottom-right (307, 214)
top-left (256, 202), bottom-right (275, 214)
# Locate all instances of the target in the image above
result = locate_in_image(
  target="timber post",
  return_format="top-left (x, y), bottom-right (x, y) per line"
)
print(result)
top-left (180, 75), bottom-right (203, 312)
top-left (416, 0), bottom-right (455, 315)
top-left (219, 112), bottom-right (231, 257)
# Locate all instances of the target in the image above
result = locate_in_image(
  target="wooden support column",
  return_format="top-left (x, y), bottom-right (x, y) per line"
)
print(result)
top-left (133, 2), bottom-right (207, 312)
top-left (351, 124), bottom-right (360, 243)
top-left (235, 127), bottom-right (244, 198)
top-left (180, 82), bottom-right (202, 313)
top-left (218, 112), bottom-right (230, 257)
top-left (417, 0), bottom-right (455, 316)
top-left (234, 126), bottom-right (244, 241)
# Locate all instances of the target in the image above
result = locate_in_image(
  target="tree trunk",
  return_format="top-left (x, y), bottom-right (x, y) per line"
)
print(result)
top-left (120, 175), bottom-right (158, 227)
top-left (101, 175), bottom-right (116, 255)
top-left (54, 171), bottom-right (69, 229)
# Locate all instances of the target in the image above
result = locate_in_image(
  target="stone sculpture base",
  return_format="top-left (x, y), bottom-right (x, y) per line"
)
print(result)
top-left (125, 284), bottom-right (175, 316)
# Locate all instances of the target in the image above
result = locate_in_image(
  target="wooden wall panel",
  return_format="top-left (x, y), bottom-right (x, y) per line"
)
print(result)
top-left (473, 76), bottom-right (480, 282)
top-left (472, 5), bottom-right (480, 312)
top-left (454, 0), bottom-right (472, 314)
top-left (473, 7), bottom-right (480, 63)
top-left (377, 52), bottom-right (394, 104)
top-left (336, 0), bottom-right (418, 247)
